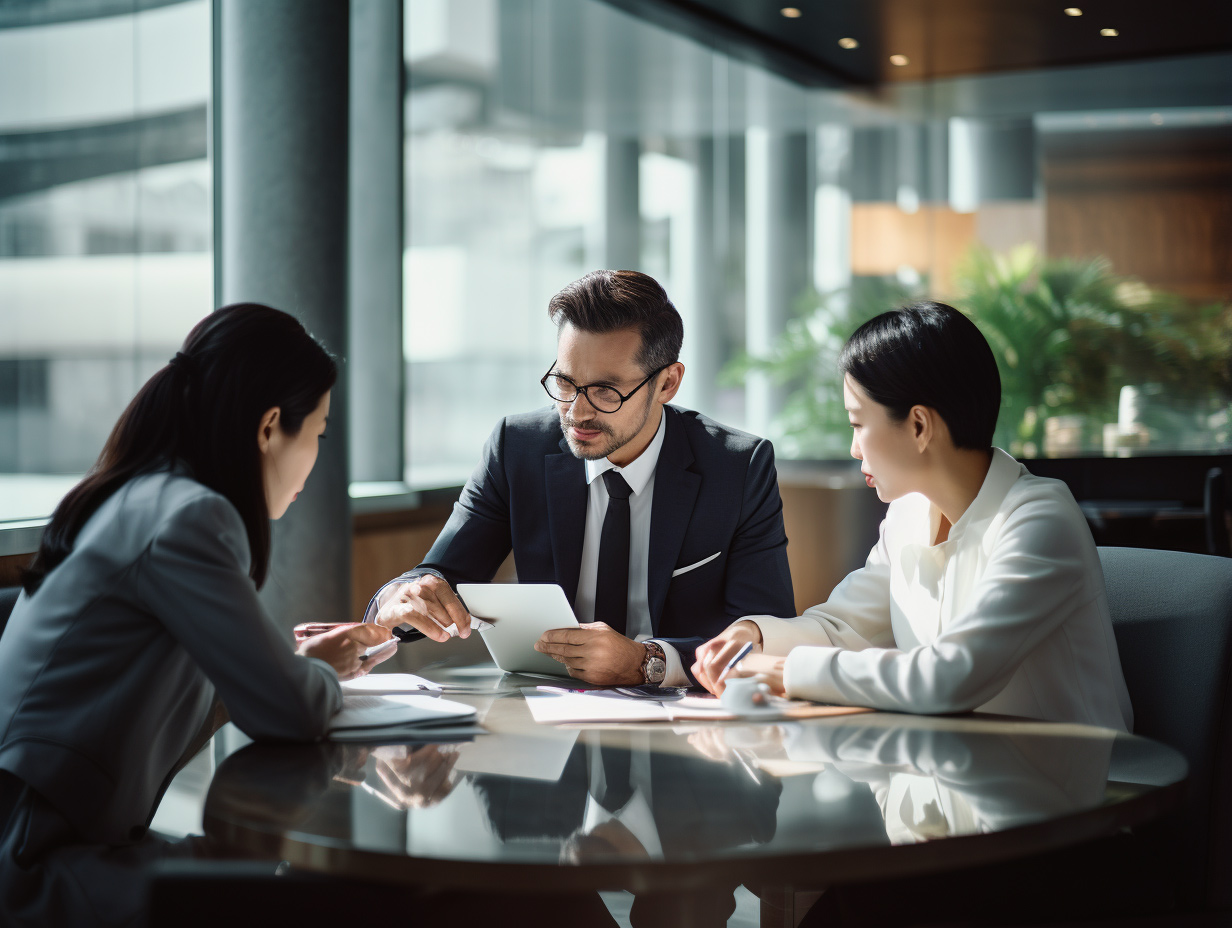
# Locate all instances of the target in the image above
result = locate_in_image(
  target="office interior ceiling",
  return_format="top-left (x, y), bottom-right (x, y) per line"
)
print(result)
top-left (601, 0), bottom-right (1232, 87)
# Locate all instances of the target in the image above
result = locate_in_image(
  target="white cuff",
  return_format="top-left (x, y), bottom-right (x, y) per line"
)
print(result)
top-left (649, 640), bottom-right (690, 687)
top-left (783, 645), bottom-right (842, 703)
top-left (363, 578), bottom-right (410, 623)
top-left (740, 614), bottom-right (834, 656)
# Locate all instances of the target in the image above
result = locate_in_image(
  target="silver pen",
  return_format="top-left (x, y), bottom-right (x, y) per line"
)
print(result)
top-left (718, 641), bottom-right (755, 683)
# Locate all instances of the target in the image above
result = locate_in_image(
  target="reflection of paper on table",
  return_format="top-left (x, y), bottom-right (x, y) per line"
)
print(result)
top-left (454, 729), bottom-right (581, 781)
top-left (341, 673), bottom-right (443, 695)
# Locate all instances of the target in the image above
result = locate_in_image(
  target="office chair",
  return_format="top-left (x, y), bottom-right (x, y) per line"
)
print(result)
top-left (1099, 545), bottom-right (1232, 913)
top-left (0, 585), bottom-right (20, 641)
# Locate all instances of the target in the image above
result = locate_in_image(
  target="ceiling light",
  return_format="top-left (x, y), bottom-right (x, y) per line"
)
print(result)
top-left (838, 37), bottom-right (859, 49)
top-left (780, 7), bottom-right (802, 18)
top-left (1064, 7), bottom-right (1083, 15)
top-left (889, 54), bottom-right (909, 66)
top-left (1100, 27), bottom-right (1119, 36)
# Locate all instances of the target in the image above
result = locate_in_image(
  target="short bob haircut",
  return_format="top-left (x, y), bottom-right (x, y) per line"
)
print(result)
top-left (839, 301), bottom-right (1001, 451)
top-left (547, 270), bottom-right (683, 375)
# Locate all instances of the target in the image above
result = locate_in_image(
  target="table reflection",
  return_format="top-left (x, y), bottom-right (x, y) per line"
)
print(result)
top-left (204, 710), bottom-right (1182, 884)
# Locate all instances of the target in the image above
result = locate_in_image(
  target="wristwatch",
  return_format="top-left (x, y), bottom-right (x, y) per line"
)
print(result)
top-left (641, 640), bottom-right (667, 685)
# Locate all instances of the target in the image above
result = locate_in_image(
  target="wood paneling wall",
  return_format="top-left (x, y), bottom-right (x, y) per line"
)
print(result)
top-left (1042, 126), bottom-right (1232, 301)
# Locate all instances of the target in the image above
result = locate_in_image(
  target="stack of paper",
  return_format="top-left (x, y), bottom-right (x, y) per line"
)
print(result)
top-left (328, 693), bottom-right (477, 742)
top-left (341, 673), bottom-right (443, 695)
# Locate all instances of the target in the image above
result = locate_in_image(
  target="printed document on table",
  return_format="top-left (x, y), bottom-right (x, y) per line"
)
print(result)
top-left (521, 688), bottom-right (671, 722)
top-left (329, 693), bottom-right (476, 736)
top-left (341, 673), bottom-right (442, 696)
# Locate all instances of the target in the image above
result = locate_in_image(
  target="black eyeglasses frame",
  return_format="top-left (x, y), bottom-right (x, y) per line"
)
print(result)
top-left (540, 360), bottom-right (668, 413)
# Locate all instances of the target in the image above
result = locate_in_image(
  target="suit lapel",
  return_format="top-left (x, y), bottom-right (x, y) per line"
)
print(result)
top-left (648, 408), bottom-right (701, 630)
top-left (546, 437), bottom-right (588, 608)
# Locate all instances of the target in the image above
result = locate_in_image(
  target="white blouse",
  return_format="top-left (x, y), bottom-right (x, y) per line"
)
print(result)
top-left (746, 449), bottom-right (1133, 730)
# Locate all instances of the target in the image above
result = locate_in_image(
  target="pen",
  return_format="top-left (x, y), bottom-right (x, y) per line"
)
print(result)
top-left (359, 637), bottom-right (399, 662)
top-left (718, 641), bottom-right (755, 683)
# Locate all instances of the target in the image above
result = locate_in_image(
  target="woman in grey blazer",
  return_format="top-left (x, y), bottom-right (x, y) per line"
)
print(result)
top-left (0, 304), bottom-right (392, 927)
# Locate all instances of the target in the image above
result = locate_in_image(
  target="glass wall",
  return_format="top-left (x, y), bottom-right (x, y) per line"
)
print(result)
top-left (403, 0), bottom-right (1231, 487)
top-left (0, 1), bottom-right (212, 521)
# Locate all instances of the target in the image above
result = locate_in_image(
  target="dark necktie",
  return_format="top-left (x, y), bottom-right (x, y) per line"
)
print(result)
top-left (594, 470), bottom-right (633, 636)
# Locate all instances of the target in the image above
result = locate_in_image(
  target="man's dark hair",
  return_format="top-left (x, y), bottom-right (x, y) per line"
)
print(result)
top-left (547, 270), bottom-right (683, 374)
top-left (839, 301), bottom-right (1001, 451)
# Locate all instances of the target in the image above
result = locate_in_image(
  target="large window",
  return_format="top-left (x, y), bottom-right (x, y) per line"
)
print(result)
top-left (403, 0), bottom-right (1230, 487)
top-left (0, 1), bottom-right (212, 522)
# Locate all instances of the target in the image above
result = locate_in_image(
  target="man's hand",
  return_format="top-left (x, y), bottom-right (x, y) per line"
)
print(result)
top-left (297, 623), bottom-right (394, 681)
top-left (691, 620), bottom-right (764, 695)
top-left (374, 575), bottom-right (472, 642)
top-left (534, 622), bottom-right (646, 686)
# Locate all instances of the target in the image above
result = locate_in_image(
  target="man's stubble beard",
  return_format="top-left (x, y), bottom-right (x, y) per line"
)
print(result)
top-left (561, 393), bottom-right (655, 461)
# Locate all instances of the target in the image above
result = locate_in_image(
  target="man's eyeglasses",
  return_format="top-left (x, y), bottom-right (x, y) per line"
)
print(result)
top-left (540, 361), bottom-right (667, 414)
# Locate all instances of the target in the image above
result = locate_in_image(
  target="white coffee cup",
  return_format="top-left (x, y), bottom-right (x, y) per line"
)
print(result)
top-left (720, 676), bottom-right (772, 713)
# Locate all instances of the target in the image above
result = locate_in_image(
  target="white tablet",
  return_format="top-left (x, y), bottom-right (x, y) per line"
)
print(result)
top-left (456, 583), bottom-right (579, 677)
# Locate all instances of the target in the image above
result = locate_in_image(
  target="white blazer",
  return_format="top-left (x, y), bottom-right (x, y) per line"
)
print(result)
top-left (746, 449), bottom-right (1133, 730)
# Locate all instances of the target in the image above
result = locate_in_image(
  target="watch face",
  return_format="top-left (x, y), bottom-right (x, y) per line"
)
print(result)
top-left (646, 657), bottom-right (667, 683)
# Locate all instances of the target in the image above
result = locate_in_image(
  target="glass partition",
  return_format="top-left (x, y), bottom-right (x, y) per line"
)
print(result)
top-left (402, 0), bottom-right (1230, 486)
top-left (0, 1), bottom-right (212, 521)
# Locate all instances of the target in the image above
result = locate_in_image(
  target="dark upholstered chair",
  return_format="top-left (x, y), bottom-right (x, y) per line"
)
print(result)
top-left (0, 585), bottom-right (20, 641)
top-left (1099, 546), bottom-right (1232, 913)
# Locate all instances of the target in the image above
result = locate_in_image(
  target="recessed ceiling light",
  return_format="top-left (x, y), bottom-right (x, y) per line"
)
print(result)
top-left (889, 54), bottom-right (909, 66)
top-left (838, 37), bottom-right (859, 49)
top-left (1100, 27), bottom-right (1119, 36)
top-left (780, 7), bottom-right (802, 18)
top-left (1064, 7), bottom-right (1083, 15)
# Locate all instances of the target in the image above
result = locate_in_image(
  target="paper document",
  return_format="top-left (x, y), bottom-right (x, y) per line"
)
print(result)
top-left (341, 673), bottom-right (443, 696)
top-left (522, 688), bottom-right (670, 723)
top-left (329, 693), bottom-right (476, 735)
top-left (521, 687), bottom-right (876, 724)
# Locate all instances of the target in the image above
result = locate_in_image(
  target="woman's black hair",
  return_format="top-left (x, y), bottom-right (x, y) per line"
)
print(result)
top-left (23, 303), bottom-right (337, 595)
top-left (839, 301), bottom-right (1001, 451)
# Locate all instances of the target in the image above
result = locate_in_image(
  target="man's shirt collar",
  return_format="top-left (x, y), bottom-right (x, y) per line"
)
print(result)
top-left (584, 409), bottom-right (667, 495)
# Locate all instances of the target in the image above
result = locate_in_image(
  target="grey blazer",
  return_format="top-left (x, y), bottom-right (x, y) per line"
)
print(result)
top-left (0, 470), bottom-right (341, 846)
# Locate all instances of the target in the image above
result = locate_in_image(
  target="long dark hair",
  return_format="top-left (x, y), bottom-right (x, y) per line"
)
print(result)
top-left (23, 303), bottom-right (337, 595)
top-left (840, 301), bottom-right (1001, 451)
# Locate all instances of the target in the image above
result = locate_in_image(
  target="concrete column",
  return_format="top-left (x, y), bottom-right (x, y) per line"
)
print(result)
top-left (348, 0), bottom-right (403, 484)
top-left (217, 0), bottom-right (351, 626)
top-left (745, 128), bottom-right (810, 439)
top-left (684, 137), bottom-right (718, 412)
top-left (604, 137), bottom-right (641, 271)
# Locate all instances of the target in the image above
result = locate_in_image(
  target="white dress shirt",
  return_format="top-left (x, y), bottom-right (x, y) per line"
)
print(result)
top-left (574, 412), bottom-right (688, 686)
top-left (743, 448), bottom-right (1133, 730)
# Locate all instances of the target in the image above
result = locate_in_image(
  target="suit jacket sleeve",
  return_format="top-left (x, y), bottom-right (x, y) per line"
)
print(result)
top-left (137, 492), bottom-right (342, 741)
top-left (362, 418), bottom-right (515, 626)
top-left (658, 438), bottom-right (796, 676)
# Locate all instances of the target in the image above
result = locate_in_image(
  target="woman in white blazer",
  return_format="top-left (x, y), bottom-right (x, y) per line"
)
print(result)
top-left (0, 304), bottom-right (392, 927)
top-left (693, 301), bottom-right (1132, 731)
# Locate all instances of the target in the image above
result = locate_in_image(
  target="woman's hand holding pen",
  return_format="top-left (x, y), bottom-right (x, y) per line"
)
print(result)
top-left (297, 623), bottom-right (394, 681)
top-left (692, 620), bottom-right (765, 696)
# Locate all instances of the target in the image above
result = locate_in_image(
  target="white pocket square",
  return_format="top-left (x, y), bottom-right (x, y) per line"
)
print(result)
top-left (671, 551), bottom-right (721, 578)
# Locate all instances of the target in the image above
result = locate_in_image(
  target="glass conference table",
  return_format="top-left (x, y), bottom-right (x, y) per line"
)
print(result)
top-left (201, 663), bottom-right (1187, 927)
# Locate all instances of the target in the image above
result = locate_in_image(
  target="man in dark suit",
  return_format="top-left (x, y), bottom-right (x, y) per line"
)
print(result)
top-left (366, 269), bottom-right (795, 685)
